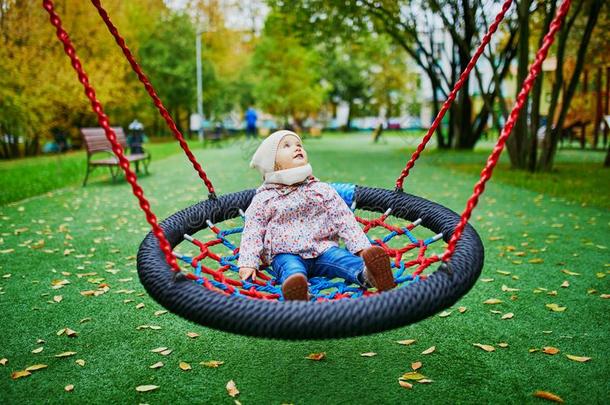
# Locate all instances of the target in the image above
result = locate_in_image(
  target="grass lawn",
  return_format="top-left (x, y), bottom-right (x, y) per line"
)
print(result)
top-left (0, 134), bottom-right (608, 403)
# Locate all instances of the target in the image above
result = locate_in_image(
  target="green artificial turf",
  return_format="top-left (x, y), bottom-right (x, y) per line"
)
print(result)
top-left (0, 134), bottom-right (608, 404)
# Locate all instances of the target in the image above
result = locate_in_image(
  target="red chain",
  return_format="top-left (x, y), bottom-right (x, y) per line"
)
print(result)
top-left (395, 0), bottom-right (514, 191)
top-left (42, 0), bottom-right (180, 272)
top-left (442, 0), bottom-right (572, 262)
top-left (90, 0), bottom-right (216, 197)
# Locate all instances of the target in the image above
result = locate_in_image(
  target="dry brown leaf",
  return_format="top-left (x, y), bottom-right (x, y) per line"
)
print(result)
top-left (560, 281), bottom-right (570, 288)
top-left (411, 361), bottom-right (422, 371)
top-left (32, 347), bottom-right (44, 354)
top-left (25, 364), bottom-right (48, 372)
top-left (458, 307), bottom-right (467, 313)
top-left (396, 339), bottom-right (416, 346)
top-left (566, 354), bottom-right (591, 362)
top-left (65, 384), bottom-right (74, 392)
top-left (360, 352), bottom-right (377, 357)
top-left (501, 312), bottom-right (514, 320)
top-left (75, 359), bottom-right (86, 366)
top-left (398, 380), bottom-right (413, 389)
top-left (498, 342), bottom-right (509, 348)
top-left (546, 304), bottom-right (566, 312)
top-left (600, 294), bottom-right (610, 299)
top-left (542, 347), bottom-right (560, 355)
top-left (421, 346), bottom-right (436, 355)
top-left (533, 390), bottom-right (564, 403)
top-left (400, 371), bottom-right (426, 380)
top-left (136, 385), bottom-right (159, 392)
top-left (201, 360), bottom-right (224, 368)
top-left (473, 343), bottom-right (495, 352)
top-left (226, 380), bottom-right (239, 397)
top-left (55, 351), bottom-right (77, 358)
top-left (149, 362), bottom-right (164, 369)
top-left (186, 332), bottom-right (200, 339)
top-left (484, 298), bottom-right (503, 305)
top-left (11, 370), bottom-right (31, 380)
top-left (528, 258), bottom-right (544, 264)
top-left (306, 352), bottom-right (326, 361)
top-left (179, 361), bottom-right (192, 371)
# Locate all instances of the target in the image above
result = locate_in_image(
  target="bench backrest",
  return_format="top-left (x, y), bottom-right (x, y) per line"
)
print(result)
top-left (80, 127), bottom-right (127, 154)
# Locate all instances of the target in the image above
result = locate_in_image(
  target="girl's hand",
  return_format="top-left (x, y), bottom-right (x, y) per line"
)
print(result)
top-left (239, 267), bottom-right (257, 281)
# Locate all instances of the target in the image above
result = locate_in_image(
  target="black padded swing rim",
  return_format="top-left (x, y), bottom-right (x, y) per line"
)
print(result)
top-left (137, 186), bottom-right (484, 340)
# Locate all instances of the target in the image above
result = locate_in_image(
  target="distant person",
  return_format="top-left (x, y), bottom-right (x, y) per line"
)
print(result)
top-left (127, 119), bottom-right (147, 155)
top-left (245, 107), bottom-right (258, 139)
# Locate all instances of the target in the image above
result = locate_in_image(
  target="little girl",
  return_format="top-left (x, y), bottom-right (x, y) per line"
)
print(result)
top-left (238, 130), bottom-right (395, 300)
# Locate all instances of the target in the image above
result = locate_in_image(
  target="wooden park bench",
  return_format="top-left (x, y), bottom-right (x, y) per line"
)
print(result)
top-left (80, 127), bottom-right (151, 186)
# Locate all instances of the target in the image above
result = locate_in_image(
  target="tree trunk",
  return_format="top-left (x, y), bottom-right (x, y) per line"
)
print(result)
top-left (538, 0), bottom-right (603, 171)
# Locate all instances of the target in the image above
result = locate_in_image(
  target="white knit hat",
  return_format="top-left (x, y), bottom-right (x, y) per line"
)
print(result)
top-left (249, 130), bottom-right (301, 175)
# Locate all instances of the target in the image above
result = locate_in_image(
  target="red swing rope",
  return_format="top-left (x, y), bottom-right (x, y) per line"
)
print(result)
top-left (42, 0), bottom-right (180, 272)
top-left (441, 0), bottom-right (572, 263)
top-left (394, 0), bottom-right (514, 192)
top-left (90, 0), bottom-right (216, 198)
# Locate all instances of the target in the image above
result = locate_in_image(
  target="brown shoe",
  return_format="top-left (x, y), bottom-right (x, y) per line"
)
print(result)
top-left (361, 246), bottom-right (395, 292)
top-left (281, 273), bottom-right (309, 301)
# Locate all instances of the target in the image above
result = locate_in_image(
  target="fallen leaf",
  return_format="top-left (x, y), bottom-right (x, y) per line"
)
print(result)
top-left (25, 364), bottom-right (48, 372)
top-left (360, 352), bottom-right (377, 357)
top-left (150, 362), bottom-right (164, 369)
top-left (65, 384), bottom-right (74, 392)
top-left (481, 278), bottom-right (494, 282)
top-left (154, 310), bottom-right (168, 316)
top-left (400, 371), bottom-right (426, 380)
top-left (75, 359), bottom-right (86, 366)
top-left (458, 307), bottom-right (467, 313)
top-left (529, 348), bottom-right (540, 353)
top-left (421, 346), bottom-right (436, 355)
top-left (484, 298), bottom-right (503, 305)
top-left (501, 285), bottom-right (519, 292)
top-left (200, 360), bottom-right (224, 368)
top-left (186, 332), bottom-right (200, 339)
top-left (398, 380), bottom-right (413, 389)
top-left (498, 342), bottom-right (509, 348)
top-left (55, 351), bottom-right (77, 358)
top-left (561, 269), bottom-right (580, 276)
top-left (411, 361), bottom-right (422, 371)
top-left (160, 349), bottom-right (173, 356)
top-left (438, 311), bottom-right (451, 318)
top-left (396, 339), bottom-right (416, 346)
top-left (542, 347), bottom-right (560, 355)
top-left (32, 347), bottom-right (44, 354)
top-left (561, 281), bottom-right (569, 288)
top-left (179, 361), bottom-right (192, 371)
top-left (533, 390), bottom-right (564, 403)
top-left (135, 303), bottom-right (145, 309)
top-left (566, 354), bottom-right (591, 362)
top-left (0, 358), bottom-right (7, 366)
top-left (501, 313), bottom-right (514, 320)
top-left (600, 294), bottom-right (610, 299)
top-left (473, 343), bottom-right (495, 352)
top-left (546, 304), bottom-right (566, 312)
top-left (151, 347), bottom-right (168, 353)
top-left (528, 258), bottom-right (544, 264)
top-left (226, 380), bottom-right (239, 397)
top-left (418, 379), bottom-right (433, 384)
top-left (53, 295), bottom-right (63, 303)
top-left (306, 352), bottom-right (326, 361)
top-left (136, 385), bottom-right (159, 392)
top-left (11, 370), bottom-right (31, 380)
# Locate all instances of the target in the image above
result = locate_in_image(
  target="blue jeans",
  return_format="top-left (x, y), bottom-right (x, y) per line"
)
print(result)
top-left (271, 246), bottom-right (365, 286)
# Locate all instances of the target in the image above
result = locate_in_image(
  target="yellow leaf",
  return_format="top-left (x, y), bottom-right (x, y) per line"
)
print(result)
top-left (528, 258), bottom-right (544, 264)
top-left (560, 281), bottom-right (569, 288)
top-left (400, 371), bottom-right (426, 380)
top-left (226, 380), bottom-right (239, 397)
top-left (529, 348), bottom-right (540, 353)
top-left (11, 370), bottom-right (31, 380)
top-left (135, 385), bottom-right (159, 392)
top-left (438, 311), bottom-right (451, 318)
top-left (75, 359), bottom-right (86, 366)
top-left (186, 332), bottom-right (200, 339)
top-left (0, 358), bottom-right (7, 366)
top-left (458, 307), bottom-right (467, 313)
top-left (533, 390), bottom-right (564, 403)
top-left (421, 346), bottom-right (436, 355)
top-left (55, 351), bottom-right (77, 358)
top-left (418, 379), bottom-right (433, 384)
top-left (501, 312), bottom-right (514, 320)
top-left (179, 361), bottom-right (192, 371)
top-left (135, 303), bottom-right (145, 309)
top-left (601, 294), bottom-right (610, 299)
top-left (566, 354), bottom-right (591, 362)
top-left (546, 304), bottom-right (566, 312)
top-left (151, 347), bottom-right (168, 353)
top-left (306, 352), bottom-right (326, 361)
top-left (53, 295), bottom-right (63, 303)
top-left (481, 278), bottom-right (494, 282)
top-left (25, 364), bottom-right (48, 372)
top-left (484, 298), bottom-right (503, 305)
top-left (498, 342), bottom-right (509, 348)
top-left (411, 361), bottom-right (422, 371)
top-left (200, 360), bottom-right (224, 368)
top-left (501, 285), bottom-right (519, 292)
top-left (360, 352), bottom-right (377, 357)
top-left (160, 349), bottom-right (173, 356)
top-left (154, 310), bottom-right (168, 316)
top-left (473, 343), bottom-right (495, 352)
top-left (542, 347), bottom-right (560, 355)
top-left (150, 362), bottom-right (164, 369)
top-left (64, 384), bottom-right (74, 392)
top-left (32, 347), bottom-right (44, 354)
top-left (398, 380), bottom-right (413, 389)
top-left (65, 328), bottom-right (77, 337)
top-left (396, 339), bottom-right (416, 346)
top-left (561, 269), bottom-right (580, 276)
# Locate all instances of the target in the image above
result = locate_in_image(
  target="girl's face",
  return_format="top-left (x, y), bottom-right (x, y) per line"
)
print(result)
top-left (275, 135), bottom-right (308, 171)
